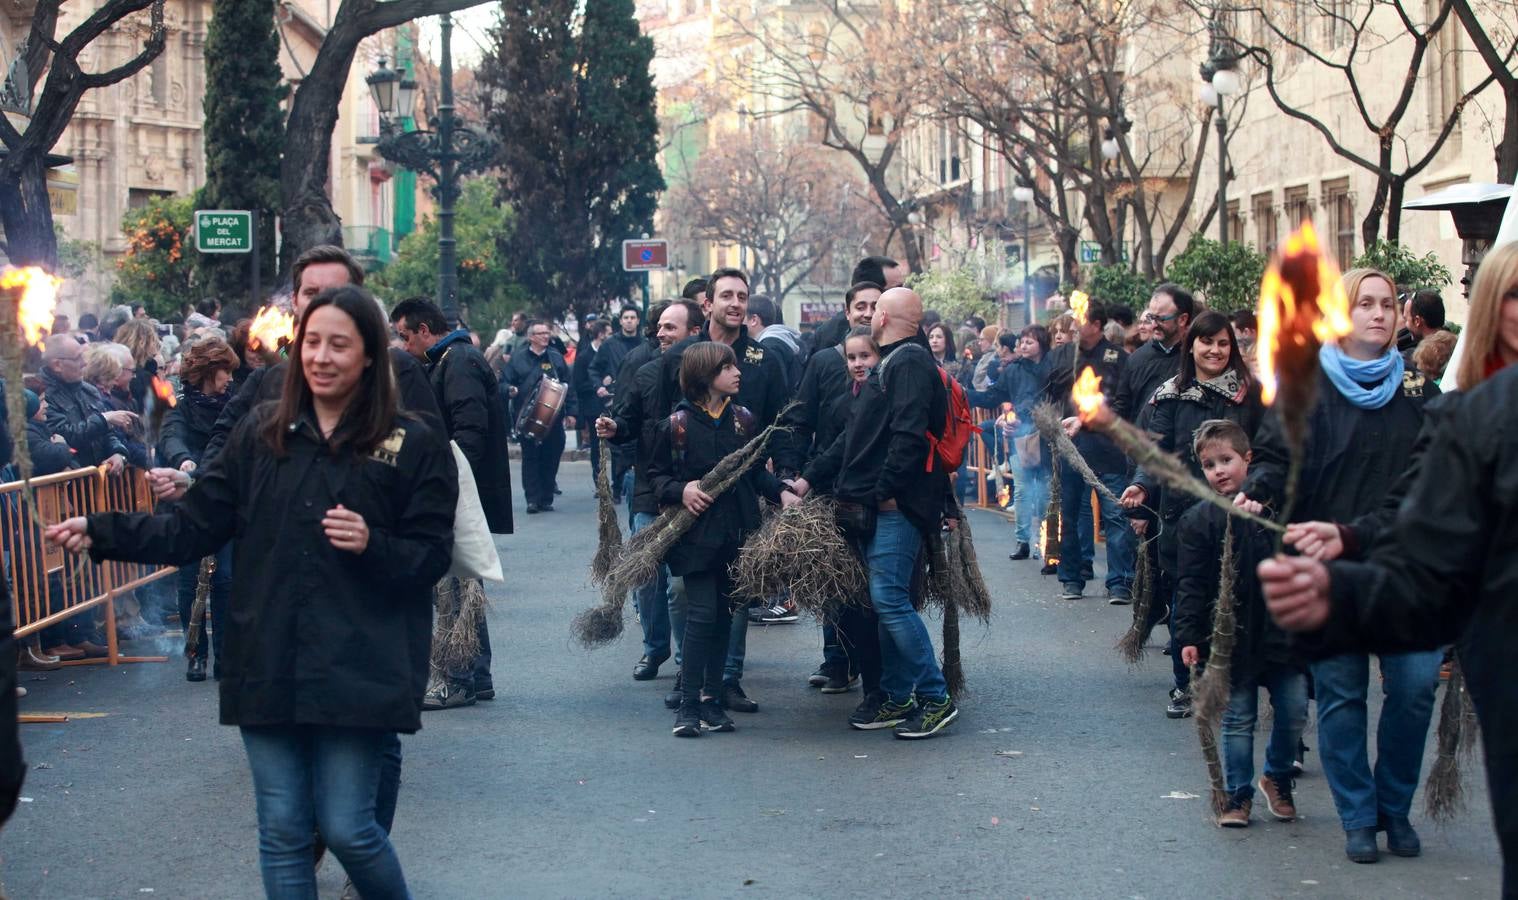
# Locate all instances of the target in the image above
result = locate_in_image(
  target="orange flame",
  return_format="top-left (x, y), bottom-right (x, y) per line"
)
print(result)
top-left (1072, 366), bottom-right (1108, 425)
top-left (151, 374), bottom-right (177, 408)
top-left (1256, 221), bottom-right (1351, 405)
top-left (997, 483), bottom-right (1011, 507)
top-left (248, 304), bottom-right (295, 353)
top-left (1069, 290), bottom-right (1090, 326)
top-left (1002, 403), bottom-right (1018, 427)
top-left (1, 265), bottom-right (62, 347)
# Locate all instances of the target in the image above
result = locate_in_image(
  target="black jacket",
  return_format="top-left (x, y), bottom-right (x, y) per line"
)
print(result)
top-left (87, 406), bottom-right (457, 734)
top-left (1133, 373), bottom-right (1265, 529)
top-left (1045, 338), bottom-right (1129, 474)
top-left (158, 391), bottom-right (228, 469)
top-left (589, 333), bottom-right (642, 405)
top-left (425, 330), bottom-right (514, 534)
top-left (646, 400), bottom-right (780, 576)
top-left (656, 328), bottom-right (789, 434)
top-left (203, 349), bottom-right (442, 464)
top-left (26, 420), bottom-right (77, 476)
top-left (804, 339), bottom-right (951, 538)
top-left (1242, 368), bottom-right (1437, 523)
top-left (1311, 365), bottom-right (1518, 790)
top-left (606, 352), bottom-right (668, 517)
top-left (1173, 502), bottom-right (1300, 685)
top-left (1114, 339), bottom-right (1184, 425)
top-left (778, 343), bottom-right (853, 475)
top-left (571, 337), bottom-right (599, 417)
top-left (504, 346), bottom-right (576, 426)
top-left (40, 368), bottom-right (128, 467)
top-left (812, 311), bottom-right (851, 351)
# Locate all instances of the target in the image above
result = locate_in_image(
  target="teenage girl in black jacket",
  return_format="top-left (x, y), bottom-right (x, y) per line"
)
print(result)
top-left (647, 342), bottom-right (783, 737)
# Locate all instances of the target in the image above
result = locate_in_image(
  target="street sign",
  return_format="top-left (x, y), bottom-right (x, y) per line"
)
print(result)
top-left (194, 210), bottom-right (253, 254)
top-left (621, 239), bottom-right (669, 271)
top-left (1078, 240), bottom-right (1129, 264)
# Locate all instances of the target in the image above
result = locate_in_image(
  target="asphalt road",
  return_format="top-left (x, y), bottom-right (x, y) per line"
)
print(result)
top-left (2, 461), bottom-right (1502, 898)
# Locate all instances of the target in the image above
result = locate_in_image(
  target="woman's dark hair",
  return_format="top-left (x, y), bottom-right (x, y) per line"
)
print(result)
top-left (181, 336), bottom-right (240, 390)
top-left (679, 341), bottom-right (737, 403)
top-left (263, 285), bottom-right (397, 457)
top-left (927, 321), bottom-right (956, 360)
top-left (1178, 309), bottom-right (1250, 388)
top-left (1012, 323), bottom-right (1051, 356)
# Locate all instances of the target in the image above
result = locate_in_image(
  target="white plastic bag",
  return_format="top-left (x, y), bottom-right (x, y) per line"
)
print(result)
top-left (448, 441), bottom-right (504, 582)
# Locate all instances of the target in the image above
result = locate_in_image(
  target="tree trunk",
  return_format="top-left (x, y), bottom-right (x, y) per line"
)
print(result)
top-left (276, 16), bottom-right (362, 280)
top-left (1361, 167), bottom-right (1390, 249)
top-left (1498, 86), bottom-right (1518, 183)
top-left (1386, 178), bottom-right (1408, 243)
top-left (0, 161), bottom-right (59, 269)
top-left (1057, 226), bottom-right (1079, 288)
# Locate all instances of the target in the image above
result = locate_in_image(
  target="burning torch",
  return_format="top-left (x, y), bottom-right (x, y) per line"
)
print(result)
top-left (0, 266), bottom-right (61, 513)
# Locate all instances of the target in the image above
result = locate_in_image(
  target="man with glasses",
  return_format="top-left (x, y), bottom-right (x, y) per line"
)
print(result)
top-left (505, 321), bottom-right (577, 514)
top-left (39, 334), bottom-right (133, 470)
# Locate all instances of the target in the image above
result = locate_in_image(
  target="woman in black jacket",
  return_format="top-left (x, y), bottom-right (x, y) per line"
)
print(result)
top-left (158, 336), bottom-right (240, 682)
top-left (1121, 310), bottom-right (1264, 716)
top-left (647, 342), bottom-right (782, 737)
top-left (47, 286), bottom-right (456, 899)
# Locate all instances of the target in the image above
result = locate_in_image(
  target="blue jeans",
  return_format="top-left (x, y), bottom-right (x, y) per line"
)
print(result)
top-left (868, 510), bottom-right (948, 704)
top-left (1222, 665), bottom-right (1309, 799)
top-left (821, 621), bottom-right (849, 673)
top-left (1011, 453), bottom-right (1050, 546)
top-left (1056, 463), bottom-right (1134, 595)
top-left (1313, 651), bottom-right (1442, 830)
top-left (240, 725), bottom-right (410, 900)
top-left (376, 732), bottom-right (400, 835)
top-left (630, 512), bottom-right (671, 661)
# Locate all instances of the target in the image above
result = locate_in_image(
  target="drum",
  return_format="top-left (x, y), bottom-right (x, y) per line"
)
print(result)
top-left (515, 376), bottom-right (568, 442)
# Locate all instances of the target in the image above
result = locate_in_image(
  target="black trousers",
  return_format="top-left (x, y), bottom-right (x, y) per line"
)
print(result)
top-left (837, 603), bottom-right (882, 695)
top-left (680, 568), bottom-right (734, 708)
top-left (521, 425), bottom-right (565, 508)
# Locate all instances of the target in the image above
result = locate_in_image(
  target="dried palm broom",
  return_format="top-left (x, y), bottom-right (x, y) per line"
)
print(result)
top-left (573, 413), bottom-right (789, 648)
top-left (183, 556), bottom-right (216, 660)
top-left (729, 495), bottom-right (867, 620)
top-left (1190, 518), bottom-right (1238, 723)
top-left (1425, 656), bottom-right (1481, 823)
top-left (949, 515), bottom-right (992, 624)
top-left (1114, 536), bottom-right (1155, 664)
top-left (1195, 687), bottom-right (1230, 817)
top-left (431, 576), bottom-right (487, 673)
top-left (589, 458), bottom-right (624, 586)
top-left (1032, 402), bottom-right (1121, 506)
top-left (941, 600), bottom-right (964, 698)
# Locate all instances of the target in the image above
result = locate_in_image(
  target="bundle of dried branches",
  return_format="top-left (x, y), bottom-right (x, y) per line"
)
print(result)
top-left (950, 516), bottom-right (992, 624)
top-left (1190, 518), bottom-right (1238, 722)
top-left (572, 411), bottom-right (790, 648)
top-left (1196, 703), bottom-right (1230, 817)
top-left (941, 600), bottom-right (964, 698)
top-left (1032, 402), bottom-right (1121, 506)
top-left (431, 576), bottom-right (487, 673)
top-left (1115, 536), bottom-right (1155, 664)
top-left (729, 495), bottom-right (866, 620)
top-left (1425, 656), bottom-right (1481, 822)
top-left (590, 458), bottom-right (623, 586)
top-left (183, 556), bottom-right (216, 660)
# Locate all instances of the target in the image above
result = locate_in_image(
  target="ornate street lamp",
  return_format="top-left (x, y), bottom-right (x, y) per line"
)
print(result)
top-left (1200, 22), bottom-right (1242, 245)
top-left (1012, 178), bottom-right (1036, 326)
top-left (367, 16), bottom-right (498, 327)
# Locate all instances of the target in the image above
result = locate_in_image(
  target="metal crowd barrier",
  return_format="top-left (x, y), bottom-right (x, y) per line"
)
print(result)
top-left (3, 466), bottom-right (175, 675)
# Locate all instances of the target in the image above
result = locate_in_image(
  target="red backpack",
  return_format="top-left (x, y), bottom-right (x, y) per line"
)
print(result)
top-left (880, 344), bottom-right (977, 472)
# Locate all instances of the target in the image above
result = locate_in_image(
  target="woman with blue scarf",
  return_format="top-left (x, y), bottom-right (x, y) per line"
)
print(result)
top-left (1239, 267), bottom-right (1441, 865)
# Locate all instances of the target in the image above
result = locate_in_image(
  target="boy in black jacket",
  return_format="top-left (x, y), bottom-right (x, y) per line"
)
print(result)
top-left (1174, 420), bottom-right (1306, 829)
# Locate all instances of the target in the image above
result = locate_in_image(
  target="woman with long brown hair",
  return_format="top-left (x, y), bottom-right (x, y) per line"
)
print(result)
top-left (46, 285), bottom-right (457, 898)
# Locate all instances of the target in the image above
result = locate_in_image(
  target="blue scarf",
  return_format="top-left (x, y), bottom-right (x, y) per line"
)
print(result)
top-left (1319, 344), bottom-right (1403, 410)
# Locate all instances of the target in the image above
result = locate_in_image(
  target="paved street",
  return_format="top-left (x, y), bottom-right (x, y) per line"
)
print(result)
top-left (1, 461), bottom-right (1501, 898)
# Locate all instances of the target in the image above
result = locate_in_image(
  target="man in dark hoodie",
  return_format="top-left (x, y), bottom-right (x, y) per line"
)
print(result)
top-left (745, 295), bottom-right (803, 391)
top-left (789, 287), bottom-right (959, 740)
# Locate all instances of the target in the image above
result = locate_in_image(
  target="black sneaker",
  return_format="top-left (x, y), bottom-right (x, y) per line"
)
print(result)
top-left (849, 693), bottom-right (916, 730)
top-left (808, 665), bottom-right (834, 688)
top-left (722, 683), bottom-right (759, 713)
top-left (1059, 583), bottom-right (1083, 600)
top-left (1106, 591), bottom-right (1132, 605)
top-left (699, 699), bottom-right (735, 732)
top-left (673, 704), bottom-right (702, 737)
top-left (755, 601), bottom-right (799, 625)
top-left (422, 679), bottom-right (476, 710)
top-left (1165, 687), bottom-right (1193, 719)
top-left (820, 672), bottom-right (860, 694)
top-left (526, 503), bottom-right (541, 515)
top-left (664, 672), bottom-right (684, 710)
top-left (474, 680), bottom-right (496, 701)
top-left (894, 695), bottom-right (958, 739)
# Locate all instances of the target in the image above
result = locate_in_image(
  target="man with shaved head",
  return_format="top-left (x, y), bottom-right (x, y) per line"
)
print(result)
top-left (787, 287), bottom-right (960, 740)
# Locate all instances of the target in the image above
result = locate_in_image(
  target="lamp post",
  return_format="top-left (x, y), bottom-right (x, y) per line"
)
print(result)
top-left (1012, 179), bottom-right (1035, 326)
top-left (367, 16), bottom-right (498, 328)
top-left (1200, 25), bottom-right (1241, 245)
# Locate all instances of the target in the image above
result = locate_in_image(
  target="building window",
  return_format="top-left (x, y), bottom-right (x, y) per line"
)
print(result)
top-left (1284, 185), bottom-right (1311, 228)
top-left (867, 97), bottom-right (886, 136)
top-left (128, 188), bottom-right (173, 209)
top-left (1323, 178), bottom-right (1355, 264)
top-left (1253, 193), bottom-right (1277, 256)
top-left (1227, 200), bottom-right (1245, 245)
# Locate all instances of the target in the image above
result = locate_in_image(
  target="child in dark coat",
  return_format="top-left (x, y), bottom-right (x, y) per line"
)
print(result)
top-left (1174, 419), bottom-right (1307, 828)
top-left (647, 342), bottom-right (783, 737)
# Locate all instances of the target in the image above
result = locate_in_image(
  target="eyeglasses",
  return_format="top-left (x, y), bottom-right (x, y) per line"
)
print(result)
top-left (1142, 312), bottom-right (1181, 324)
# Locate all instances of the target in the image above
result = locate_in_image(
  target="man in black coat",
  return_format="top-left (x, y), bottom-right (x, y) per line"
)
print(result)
top-left (777, 281), bottom-right (882, 475)
top-left (1046, 300), bottom-right (1135, 602)
top-left (39, 334), bottom-right (133, 470)
top-left (596, 300), bottom-right (703, 685)
top-left (590, 306), bottom-right (643, 499)
top-left (1113, 283), bottom-right (1193, 423)
top-left (572, 318), bottom-right (610, 489)
top-left (504, 320), bottom-right (576, 513)
top-left (392, 298), bottom-right (514, 709)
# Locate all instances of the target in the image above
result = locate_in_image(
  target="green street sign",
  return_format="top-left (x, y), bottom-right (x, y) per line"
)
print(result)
top-left (194, 210), bottom-right (253, 254)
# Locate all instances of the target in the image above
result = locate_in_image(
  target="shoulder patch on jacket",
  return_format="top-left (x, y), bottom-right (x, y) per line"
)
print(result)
top-left (733, 405), bottom-right (756, 437)
top-left (1103, 348), bottom-right (1120, 363)
top-left (1402, 370), bottom-right (1427, 397)
top-left (744, 344), bottom-right (765, 365)
top-left (369, 427), bottom-right (407, 467)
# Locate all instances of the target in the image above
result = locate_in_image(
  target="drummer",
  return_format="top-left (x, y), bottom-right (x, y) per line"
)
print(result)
top-left (505, 320), bottom-right (577, 514)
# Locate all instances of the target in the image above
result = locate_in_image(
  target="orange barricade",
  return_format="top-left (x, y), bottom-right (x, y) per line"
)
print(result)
top-left (962, 406), bottom-right (1007, 510)
top-left (3, 466), bottom-right (175, 669)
